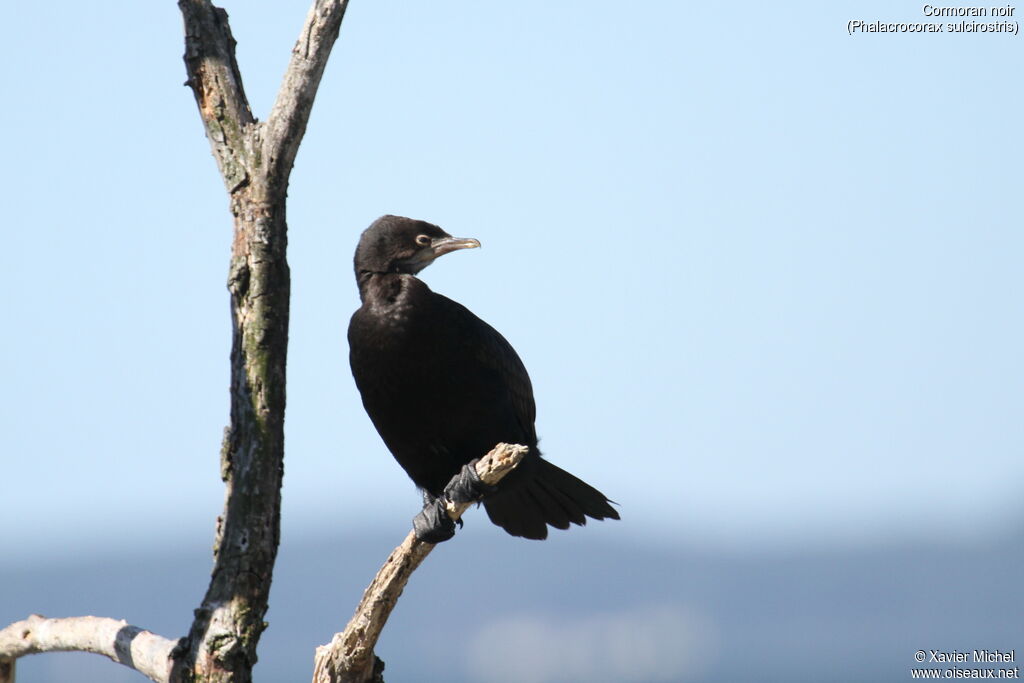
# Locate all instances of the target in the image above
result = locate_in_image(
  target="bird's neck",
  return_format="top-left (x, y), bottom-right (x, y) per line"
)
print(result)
top-left (357, 271), bottom-right (420, 307)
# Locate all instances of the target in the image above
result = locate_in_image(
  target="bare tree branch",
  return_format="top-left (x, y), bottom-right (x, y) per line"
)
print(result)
top-left (178, 0), bottom-right (255, 194)
top-left (312, 444), bottom-right (529, 683)
top-left (0, 615), bottom-right (178, 683)
top-left (263, 0), bottom-right (350, 189)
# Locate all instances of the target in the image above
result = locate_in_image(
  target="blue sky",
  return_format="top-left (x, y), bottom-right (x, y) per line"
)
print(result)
top-left (2, 1), bottom-right (1021, 566)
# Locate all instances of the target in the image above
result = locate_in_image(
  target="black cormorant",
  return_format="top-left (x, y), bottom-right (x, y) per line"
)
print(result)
top-left (348, 215), bottom-right (619, 542)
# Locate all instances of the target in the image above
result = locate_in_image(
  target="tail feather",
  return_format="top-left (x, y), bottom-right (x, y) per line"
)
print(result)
top-left (484, 488), bottom-right (545, 539)
top-left (525, 484), bottom-right (572, 531)
top-left (483, 457), bottom-right (619, 540)
top-left (536, 476), bottom-right (586, 526)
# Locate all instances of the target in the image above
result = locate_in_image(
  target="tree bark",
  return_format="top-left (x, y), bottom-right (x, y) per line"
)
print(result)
top-left (172, 2), bottom-right (349, 681)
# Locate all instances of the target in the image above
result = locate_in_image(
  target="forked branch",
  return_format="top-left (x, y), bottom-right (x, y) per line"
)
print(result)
top-left (0, 2), bottom-right (350, 683)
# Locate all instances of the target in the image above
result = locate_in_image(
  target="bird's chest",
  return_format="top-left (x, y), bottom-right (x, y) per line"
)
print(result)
top-left (349, 302), bottom-right (448, 398)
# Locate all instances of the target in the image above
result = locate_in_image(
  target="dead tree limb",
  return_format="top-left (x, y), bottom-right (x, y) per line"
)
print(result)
top-left (0, 3), bottom-right (350, 682)
top-left (312, 443), bottom-right (529, 683)
top-left (0, 616), bottom-right (178, 683)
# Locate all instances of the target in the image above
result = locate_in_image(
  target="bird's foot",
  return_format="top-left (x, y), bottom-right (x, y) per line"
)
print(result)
top-left (412, 462), bottom-right (499, 543)
top-left (412, 497), bottom-right (456, 543)
top-left (443, 458), bottom-right (498, 504)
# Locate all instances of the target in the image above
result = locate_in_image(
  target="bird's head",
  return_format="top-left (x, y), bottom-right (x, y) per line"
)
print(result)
top-left (354, 215), bottom-right (480, 278)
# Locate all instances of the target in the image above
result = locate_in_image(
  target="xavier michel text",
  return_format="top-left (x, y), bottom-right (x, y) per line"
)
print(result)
top-left (919, 650), bottom-right (1017, 664)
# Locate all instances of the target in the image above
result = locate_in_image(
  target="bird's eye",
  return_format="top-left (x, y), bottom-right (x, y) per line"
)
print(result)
top-left (415, 234), bottom-right (431, 247)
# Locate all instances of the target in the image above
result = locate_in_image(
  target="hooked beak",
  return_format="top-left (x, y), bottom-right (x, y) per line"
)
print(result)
top-left (399, 235), bottom-right (481, 274)
top-left (431, 235), bottom-right (481, 257)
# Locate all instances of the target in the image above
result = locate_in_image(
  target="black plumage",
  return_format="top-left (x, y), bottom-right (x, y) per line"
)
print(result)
top-left (347, 215), bottom-right (619, 541)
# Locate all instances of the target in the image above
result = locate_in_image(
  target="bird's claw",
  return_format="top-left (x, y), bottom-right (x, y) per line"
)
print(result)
top-left (412, 497), bottom-right (456, 543)
top-left (443, 459), bottom-right (497, 504)
top-left (412, 461), bottom-right (498, 542)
